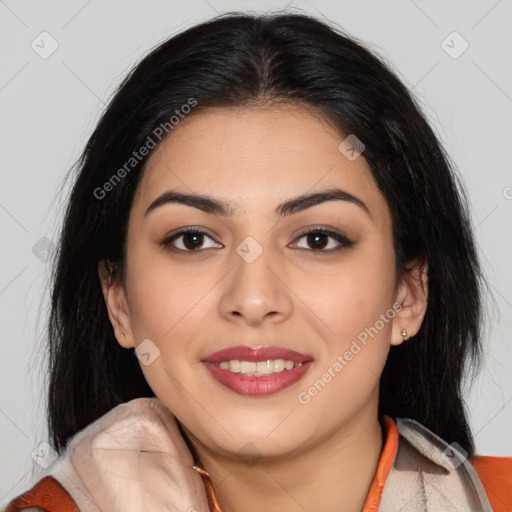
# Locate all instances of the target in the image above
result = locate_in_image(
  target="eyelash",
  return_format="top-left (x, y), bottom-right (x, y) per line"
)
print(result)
top-left (160, 226), bottom-right (354, 255)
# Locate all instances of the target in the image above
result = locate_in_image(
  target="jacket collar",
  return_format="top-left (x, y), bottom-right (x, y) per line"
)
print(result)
top-left (383, 417), bottom-right (493, 510)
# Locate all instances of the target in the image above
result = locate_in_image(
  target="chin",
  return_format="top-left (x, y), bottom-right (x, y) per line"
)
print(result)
top-left (198, 416), bottom-right (310, 459)
top-left (215, 433), bottom-right (305, 461)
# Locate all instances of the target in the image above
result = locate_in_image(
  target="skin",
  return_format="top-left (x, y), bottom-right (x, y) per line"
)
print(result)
top-left (99, 104), bottom-right (428, 512)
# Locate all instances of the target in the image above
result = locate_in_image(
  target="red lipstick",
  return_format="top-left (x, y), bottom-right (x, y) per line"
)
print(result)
top-left (201, 345), bottom-right (314, 396)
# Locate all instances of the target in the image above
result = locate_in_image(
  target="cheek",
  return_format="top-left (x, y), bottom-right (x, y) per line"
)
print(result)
top-left (297, 294), bottom-right (394, 428)
top-left (124, 248), bottom-right (214, 391)
top-left (292, 248), bottom-right (396, 399)
top-left (125, 244), bottom-right (204, 339)
top-left (287, 247), bottom-right (396, 345)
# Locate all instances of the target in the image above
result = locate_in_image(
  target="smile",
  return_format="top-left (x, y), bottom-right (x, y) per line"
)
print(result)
top-left (217, 359), bottom-right (302, 376)
top-left (201, 345), bottom-right (314, 396)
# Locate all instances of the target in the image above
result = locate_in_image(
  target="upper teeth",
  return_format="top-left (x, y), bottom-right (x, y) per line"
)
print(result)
top-left (218, 359), bottom-right (303, 376)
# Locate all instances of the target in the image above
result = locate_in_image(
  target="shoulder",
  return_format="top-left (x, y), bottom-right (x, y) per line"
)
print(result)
top-left (394, 417), bottom-right (512, 510)
top-left (471, 455), bottom-right (512, 512)
top-left (2, 476), bottom-right (78, 512)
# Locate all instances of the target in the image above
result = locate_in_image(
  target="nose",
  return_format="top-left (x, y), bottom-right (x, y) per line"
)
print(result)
top-left (218, 240), bottom-right (293, 328)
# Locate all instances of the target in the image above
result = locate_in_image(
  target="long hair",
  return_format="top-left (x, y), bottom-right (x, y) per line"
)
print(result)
top-left (46, 11), bottom-right (489, 456)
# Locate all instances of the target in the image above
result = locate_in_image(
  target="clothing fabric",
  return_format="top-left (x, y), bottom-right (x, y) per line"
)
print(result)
top-left (3, 397), bottom-right (512, 511)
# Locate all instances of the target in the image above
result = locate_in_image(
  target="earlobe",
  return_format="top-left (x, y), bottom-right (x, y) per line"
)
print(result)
top-left (391, 258), bottom-right (428, 347)
top-left (97, 259), bottom-right (134, 349)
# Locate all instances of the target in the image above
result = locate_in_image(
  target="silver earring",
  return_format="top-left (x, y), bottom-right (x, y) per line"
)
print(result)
top-left (401, 329), bottom-right (410, 341)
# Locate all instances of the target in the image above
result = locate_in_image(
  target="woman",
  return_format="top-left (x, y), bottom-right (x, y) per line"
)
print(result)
top-left (4, 10), bottom-right (511, 512)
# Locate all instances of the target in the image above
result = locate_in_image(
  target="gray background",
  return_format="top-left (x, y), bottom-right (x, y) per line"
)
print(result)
top-left (1, 0), bottom-right (511, 504)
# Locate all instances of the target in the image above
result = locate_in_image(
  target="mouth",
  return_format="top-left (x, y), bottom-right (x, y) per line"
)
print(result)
top-left (201, 345), bottom-right (314, 396)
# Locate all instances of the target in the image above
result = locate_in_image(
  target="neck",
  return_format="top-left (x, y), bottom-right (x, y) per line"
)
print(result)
top-left (183, 402), bottom-right (384, 512)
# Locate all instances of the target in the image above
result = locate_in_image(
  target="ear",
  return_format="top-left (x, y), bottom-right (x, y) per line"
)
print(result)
top-left (98, 259), bottom-right (135, 349)
top-left (391, 258), bottom-right (428, 346)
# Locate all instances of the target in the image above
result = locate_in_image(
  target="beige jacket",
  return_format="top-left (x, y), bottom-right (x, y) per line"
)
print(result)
top-left (4, 397), bottom-right (508, 511)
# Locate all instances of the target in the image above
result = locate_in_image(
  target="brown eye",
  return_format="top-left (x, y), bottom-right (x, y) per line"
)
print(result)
top-left (303, 232), bottom-right (330, 250)
top-left (295, 227), bottom-right (354, 253)
top-left (161, 228), bottom-right (221, 252)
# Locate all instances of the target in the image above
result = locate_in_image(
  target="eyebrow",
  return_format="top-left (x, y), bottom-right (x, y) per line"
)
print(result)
top-left (144, 188), bottom-right (371, 220)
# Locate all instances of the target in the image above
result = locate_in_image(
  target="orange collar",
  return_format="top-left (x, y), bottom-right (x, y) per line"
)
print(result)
top-left (361, 415), bottom-right (399, 511)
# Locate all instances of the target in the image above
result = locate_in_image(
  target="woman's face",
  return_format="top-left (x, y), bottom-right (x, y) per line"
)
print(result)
top-left (101, 105), bottom-right (426, 460)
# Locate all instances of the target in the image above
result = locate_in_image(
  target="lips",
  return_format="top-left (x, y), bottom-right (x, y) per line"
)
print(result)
top-left (202, 345), bottom-right (313, 364)
top-left (201, 345), bottom-right (314, 396)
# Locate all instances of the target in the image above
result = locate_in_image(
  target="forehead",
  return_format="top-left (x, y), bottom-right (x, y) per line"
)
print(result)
top-left (131, 105), bottom-right (390, 228)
